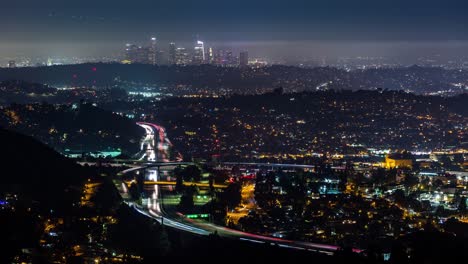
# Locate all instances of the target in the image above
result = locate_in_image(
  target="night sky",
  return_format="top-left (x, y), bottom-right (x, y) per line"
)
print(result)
top-left (1, 0), bottom-right (468, 60)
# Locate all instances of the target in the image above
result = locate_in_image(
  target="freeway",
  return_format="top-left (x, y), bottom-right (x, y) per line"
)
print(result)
top-left (117, 166), bottom-right (211, 236)
top-left (136, 122), bottom-right (183, 162)
top-left (113, 121), bottom-right (363, 255)
top-left (117, 166), bottom-right (364, 254)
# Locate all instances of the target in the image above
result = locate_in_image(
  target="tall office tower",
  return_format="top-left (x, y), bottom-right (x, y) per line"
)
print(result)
top-left (239, 51), bottom-right (249, 67)
top-left (213, 49), bottom-right (223, 65)
top-left (8, 60), bottom-right (16, 68)
top-left (175, 47), bottom-right (191, 65)
top-left (207, 47), bottom-right (214, 64)
top-left (124, 44), bottom-right (138, 63)
top-left (216, 49), bottom-right (235, 66)
top-left (193, 40), bottom-right (205, 64)
top-left (148, 37), bottom-right (158, 65)
top-left (168, 42), bottom-right (176, 64)
top-left (125, 44), bottom-right (149, 64)
top-left (225, 50), bottom-right (234, 66)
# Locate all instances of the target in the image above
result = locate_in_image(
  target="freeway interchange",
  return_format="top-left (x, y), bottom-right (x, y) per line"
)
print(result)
top-left (113, 122), bottom-right (362, 256)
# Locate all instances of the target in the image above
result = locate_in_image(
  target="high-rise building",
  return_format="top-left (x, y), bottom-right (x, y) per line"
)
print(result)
top-left (207, 47), bottom-right (214, 64)
top-left (214, 49), bottom-right (235, 66)
top-left (8, 60), bottom-right (16, 68)
top-left (168, 42), bottom-right (176, 65)
top-left (125, 44), bottom-right (136, 62)
top-left (125, 44), bottom-right (149, 64)
top-left (148, 37), bottom-right (158, 65)
top-left (193, 40), bottom-right (205, 64)
top-left (175, 48), bottom-right (191, 65)
top-left (239, 51), bottom-right (249, 67)
top-left (226, 50), bottom-right (235, 65)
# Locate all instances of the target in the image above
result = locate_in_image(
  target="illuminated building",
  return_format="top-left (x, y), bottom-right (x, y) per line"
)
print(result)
top-left (148, 37), bottom-right (158, 65)
top-left (8, 60), bottom-right (16, 68)
top-left (175, 48), bottom-right (191, 65)
top-left (125, 44), bottom-right (149, 64)
top-left (168, 42), bottom-right (176, 65)
top-left (384, 153), bottom-right (413, 169)
top-left (214, 49), bottom-right (235, 66)
top-left (207, 47), bottom-right (214, 64)
top-left (239, 51), bottom-right (248, 67)
top-left (193, 40), bottom-right (205, 64)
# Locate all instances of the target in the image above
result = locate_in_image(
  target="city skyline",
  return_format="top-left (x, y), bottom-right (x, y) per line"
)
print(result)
top-left (2, 0), bottom-right (468, 63)
top-left (3, 38), bottom-right (468, 68)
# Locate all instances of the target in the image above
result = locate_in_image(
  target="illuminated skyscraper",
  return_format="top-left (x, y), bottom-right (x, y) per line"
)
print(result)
top-left (239, 51), bottom-right (249, 67)
top-left (207, 47), bottom-right (214, 64)
top-left (226, 50), bottom-right (234, 66)
top-left (125, 44), bottom-right (149, 64)
top-left (175, 48), bottom-right (191, 65)
top-left (193, 40), bottom-right (205, 64)
top-left (169, 42), bottom-right (176, 65)
top-left (148, 37), bottom-right (157, 65)
top-left (214, 49), bottom-right (235, 66)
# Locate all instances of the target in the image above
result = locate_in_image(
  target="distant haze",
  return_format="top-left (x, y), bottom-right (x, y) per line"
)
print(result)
top-left (1, 0), bottom-right (468, 63)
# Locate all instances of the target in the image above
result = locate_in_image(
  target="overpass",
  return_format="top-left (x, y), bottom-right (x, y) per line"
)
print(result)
top-left (110, 121), bottom-right (363, 254)
top-left (114, 163), bottom-right (362, 255)
top-left (124, 180), bottom-right (227, 189)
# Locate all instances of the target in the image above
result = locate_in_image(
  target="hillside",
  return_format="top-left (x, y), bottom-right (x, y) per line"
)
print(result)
top-left (0, 128), bottom-right (88, 212)
top-left (1, 63), bottom-right (467, 94)
top-left (0, 102), bottom-right (144, 154)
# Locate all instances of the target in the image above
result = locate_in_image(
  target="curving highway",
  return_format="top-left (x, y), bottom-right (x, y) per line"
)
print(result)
top-left (114, 122), bottom-right (363, 255)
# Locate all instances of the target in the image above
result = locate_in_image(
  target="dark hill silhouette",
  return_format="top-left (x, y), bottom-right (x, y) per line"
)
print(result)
top-left (0, 80), bottom-right (55, 93)
top-left (0, 128), bottom-right (83, 184)
top-left (0, 128), bottom-right (88, 212)
top-left (0, 102), bottom-right (144, 154)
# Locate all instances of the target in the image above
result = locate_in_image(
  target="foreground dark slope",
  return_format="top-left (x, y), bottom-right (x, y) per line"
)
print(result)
top-left (0, 127), bottom-right (89, 214)
top-left (0, 128), bottom-right (83, 185)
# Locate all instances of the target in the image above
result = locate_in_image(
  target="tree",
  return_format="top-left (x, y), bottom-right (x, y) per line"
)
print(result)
top-left (176, 174), bottom-right (184, 193)
top-left (458, 197), bottom-right (467, 213)
top-left (178, 185), bottom-right (197, 212)
top-left (433, 179), bottom-right (444, 189)
top-left (128, 182), bottom-right (140, 200)
top-left (213, 169), bottom-right (230, 184)
top-left (435, 205), bottom-right (446, 217)
top-left (181, 165), bottom-right (202, 182)
top-left (372, 167), bottom-right (387, 186)
top-left (393, 189), bottom-right (406, 206)
top-left (178, 192), bottom-right (194, 212)
top-left (208, 173), bottom-right (215, 194)
top-left (222, 182), bottom-right (242, 210)
top-left (90, 179), bottom-right (121, 214)
top-left (289, 172), bottom-right (307, 216)
top-left (403, 174), bottom-right (419, 193)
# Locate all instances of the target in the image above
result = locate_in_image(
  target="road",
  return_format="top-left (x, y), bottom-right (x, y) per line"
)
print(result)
top-left (114, 121), bottom-right (363, 255)
top-left (117, 166), bottom-right (344, 254)
top-left (136, 122), bottom-right (182, 162)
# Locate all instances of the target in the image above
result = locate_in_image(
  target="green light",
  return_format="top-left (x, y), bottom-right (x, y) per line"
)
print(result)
top-left (185, 214), bottom-right (209, 219)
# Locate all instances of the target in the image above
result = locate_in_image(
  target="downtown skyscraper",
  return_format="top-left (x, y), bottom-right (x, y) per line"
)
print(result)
top-left (168, 42), bottom-right (176, 65)
top-left (193, 41), bottom-right (205, 64)
top-left (148, 37), bottom-right (158, 65)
